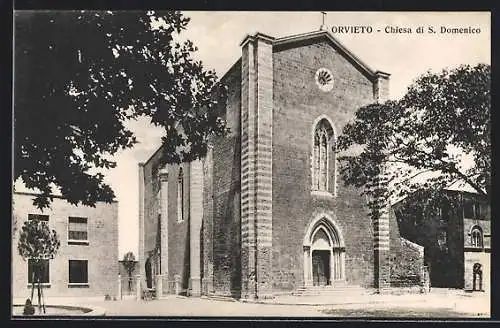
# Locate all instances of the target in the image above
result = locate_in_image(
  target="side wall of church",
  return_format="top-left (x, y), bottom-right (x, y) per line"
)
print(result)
top-left (166, 164), bottom-right (191, 290)
top-left (142, 149), bottom-right (191, 291)
top-left (271, 40), bottom-right (377, 290)
top-left (142, 149), bottom-right (164, 267)
top-left (206, 61), bottom-right (243, 297)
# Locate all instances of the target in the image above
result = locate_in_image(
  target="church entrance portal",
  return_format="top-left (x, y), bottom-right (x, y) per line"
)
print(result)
top-left (312, 250), bottom-right (330, 286)
top-left (303, 215), bottom-right (345, 287)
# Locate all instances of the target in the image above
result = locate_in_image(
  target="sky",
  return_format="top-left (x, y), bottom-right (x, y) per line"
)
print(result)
top-left (14, 11), bottom-right (491, 259)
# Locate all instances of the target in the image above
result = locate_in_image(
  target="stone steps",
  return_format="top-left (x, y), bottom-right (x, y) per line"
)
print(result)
top-left (293, 284), bottom-right (369, 296)
top-left (201, 294), bottom-right (238, 302)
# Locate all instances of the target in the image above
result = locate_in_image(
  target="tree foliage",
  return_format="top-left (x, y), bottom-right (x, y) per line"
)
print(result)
top-left (122, 251), bottom-right (136, 277)
top-left (18, 219), bottom-right (61, 260)
top-left (14, 10), bottom-right (228, 209)
top-left (337, 64), bottom-right (490, 218)
top-left (17, 218), bottom-right (61, 313)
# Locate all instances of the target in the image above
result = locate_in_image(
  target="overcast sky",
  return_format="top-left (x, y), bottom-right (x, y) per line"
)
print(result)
top-left (15, 11), bottom-right (491, 259)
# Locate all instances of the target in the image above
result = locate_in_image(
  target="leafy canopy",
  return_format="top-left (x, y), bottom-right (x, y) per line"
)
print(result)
top-left (337, 64), bottom-right (490, 217)
top-left (17, 219), bottom-right (61, 261)
top-left (14, 10), bottom-right (228, 209)
top-left (122, 251), bottom-right (137, 276)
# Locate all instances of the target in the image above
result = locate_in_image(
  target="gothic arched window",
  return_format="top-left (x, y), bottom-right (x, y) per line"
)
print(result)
top-left (312, 118), bottom-right (335, 192)
top-left (177, 168), bottom-right (184, 222)
top-left (471, 226), bottom-right (483, 248)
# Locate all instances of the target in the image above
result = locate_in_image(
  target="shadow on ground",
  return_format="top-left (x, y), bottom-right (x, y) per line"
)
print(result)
top-left (320, 307), bottom-right (485, 318)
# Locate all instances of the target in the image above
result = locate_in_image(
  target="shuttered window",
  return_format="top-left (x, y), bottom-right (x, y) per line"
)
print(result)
top-left (69, 260), bottom-right (88, 284)
top-left (68, 217), bottom-right (88, 244)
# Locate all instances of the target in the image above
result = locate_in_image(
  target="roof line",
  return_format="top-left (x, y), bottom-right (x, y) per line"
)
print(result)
top-left (141, 143), bottom-right (164, 168)
top-left (13, 191), bottom-right (118, 204)
top-left (141, 58), bottom-right (243, 168)
top-left (273, 30), bottom-right (383, 78)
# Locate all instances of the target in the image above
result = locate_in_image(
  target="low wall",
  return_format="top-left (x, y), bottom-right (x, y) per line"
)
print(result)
top-left (390, 238), bottom-right (425, 288)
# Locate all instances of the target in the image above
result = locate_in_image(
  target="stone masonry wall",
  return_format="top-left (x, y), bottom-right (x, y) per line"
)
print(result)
top-left (209, 60), bottom-right (242, 297)
top-left (167, 164), bottom-right (190, 290)
top-left (12, 193), bottom-right (118, 299)
top-left (271, 39), bottom-right (378, 291)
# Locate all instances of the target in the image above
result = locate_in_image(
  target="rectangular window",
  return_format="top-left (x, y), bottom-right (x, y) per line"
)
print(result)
top-left (68, 217), bottom-right (88, 244)
top-left (28, 259), bottom-right (50, 284)
top-left (28, 214), bottom-right (49, 221)
top-left (177, 170), bottom-right (184, 222)
top-left (437, 229), bottom-right (448, 251)
top-left (68, 260), bottom-right (88, 285)
top-left (463, 198), bottom-right (475, 218)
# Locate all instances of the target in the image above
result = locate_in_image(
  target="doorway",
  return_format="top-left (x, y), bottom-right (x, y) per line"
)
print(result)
top-left (312, 250), bottom-right (330, 286)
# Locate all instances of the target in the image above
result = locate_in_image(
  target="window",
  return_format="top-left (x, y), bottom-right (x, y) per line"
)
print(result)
top-left (463, 198), bottom-right (479, 219)
top-left (69, 260), bottom-right (88, 285)
top-left (439, 201), bottom-right (450, 224)
top-left (68, 217), bottom-right (88, 244)
top-left (312, 118), bottom-right (335, 192)
top-left (28, 259), bottom-right (50, 284)
top-left (437, 229), bottom-right (448, 251)
top-left (156, 190), bottom-right (162, 214)
top-left (177, 168), bottom-right (184, 222)
top-left (28, 214), bottom-right (49, 221)
top-left (471, 226), bottom-right (483, 248)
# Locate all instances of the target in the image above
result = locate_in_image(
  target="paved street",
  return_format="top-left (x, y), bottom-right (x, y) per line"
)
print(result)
top-left (13, 289), bottom-right (490, 318)
top-left (61, 290), bottom-right (492, 318)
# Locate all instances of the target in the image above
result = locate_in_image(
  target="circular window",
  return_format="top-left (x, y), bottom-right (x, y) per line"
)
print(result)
top-left (315, 68), bottom-right (334, 92)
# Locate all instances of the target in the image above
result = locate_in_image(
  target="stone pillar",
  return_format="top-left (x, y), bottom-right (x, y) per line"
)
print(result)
top-left (189, 159), bottom-right (203, 297)
top-left (202, 146), bottom-right (214, 295)
top-left (373, 71), bottom-right (390, 103)
top-left (341, 252), bottom-right (346, 280)
top-left (118, 275), bottom-right (122, 300)
top-left (240, 32), bottom-right (274, 300)
top-left (159, 169), bottom-right (169, 278)
top-left (330, 250), bottom-right (335, 284)
top-left (374, 204), bottom-right (391, 292)
top-left (174, 274), bottom-right (181, 295)
top-left (138, 163), bottom-right (146, 281)
top-left (136, 274), bottom-right (142, 300)
top-left (303, 247), bottom-right (311, 287)
top-left (156, 275), bottom-right (163, 298)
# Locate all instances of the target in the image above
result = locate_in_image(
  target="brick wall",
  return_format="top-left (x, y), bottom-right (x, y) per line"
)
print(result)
top-left (271, 39), bottom-right (377, 290)
top-left (12, 193), bottom-right (118, 299)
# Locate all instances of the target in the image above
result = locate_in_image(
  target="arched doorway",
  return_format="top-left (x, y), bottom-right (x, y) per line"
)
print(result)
top-left (473, 263), bottom-right (483, 291)
top-left (303, 214), bottom-right (345, 287)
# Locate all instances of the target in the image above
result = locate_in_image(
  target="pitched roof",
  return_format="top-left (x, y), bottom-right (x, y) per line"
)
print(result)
top-left (239, 30), bottom-right (390, 80)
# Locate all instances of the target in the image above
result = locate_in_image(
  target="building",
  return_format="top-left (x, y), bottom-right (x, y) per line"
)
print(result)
top-left (138, 29), bottom-right (422, 299)
top-left (12, 192), bottom-right (119, 299)
top-left (394, 189), bottom-right (490, 292)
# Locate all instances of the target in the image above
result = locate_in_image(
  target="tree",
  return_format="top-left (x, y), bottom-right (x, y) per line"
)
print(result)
top-left (14, 10), bottom-right (228, 209)
top-left (122, 251), bottom-right (136, 291)
top-left (337, 64), bottom-right (490, 218)
top-left (17, 218), bottom-right (61, 314)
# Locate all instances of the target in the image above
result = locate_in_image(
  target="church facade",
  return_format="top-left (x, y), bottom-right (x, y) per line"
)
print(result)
top-left (138, 30), bottom-right (418, 299)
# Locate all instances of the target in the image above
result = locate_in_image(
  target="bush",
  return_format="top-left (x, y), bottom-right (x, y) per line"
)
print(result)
top-left (104, 294), bottom-right (111, 301)
top-left (23, 299), bottom-right (35, 315)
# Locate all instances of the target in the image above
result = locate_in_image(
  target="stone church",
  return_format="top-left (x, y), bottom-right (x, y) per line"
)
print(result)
top-left (138, 29), bottom-right (421, 299)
